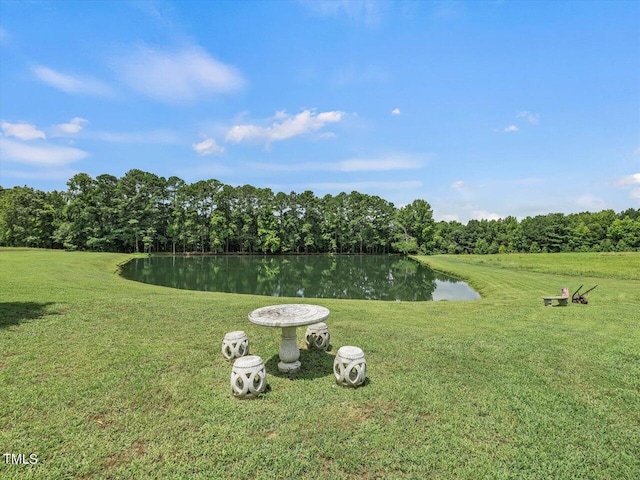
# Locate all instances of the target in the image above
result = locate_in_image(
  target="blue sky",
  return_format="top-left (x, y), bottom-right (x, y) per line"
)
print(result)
top-left (0, 0), bottom-right (638, 222)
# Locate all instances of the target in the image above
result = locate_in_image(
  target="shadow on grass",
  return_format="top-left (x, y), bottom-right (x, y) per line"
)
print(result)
top-left (265, 348), bottom-right (335, 380)
top-left (0, 302), bottom-right (57, 328)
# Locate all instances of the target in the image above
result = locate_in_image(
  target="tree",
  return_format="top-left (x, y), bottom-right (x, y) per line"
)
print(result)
top-left (55, 173), bottom-right (97, 250)
top-left (166, 176), bottom-right (187, 253)
top-left (394, 199), bottom-right (435, 254)
top-left (299, 190), bottom-right (322, 253)
top-left (256, 188), bottom-right (280, 254)
top-left (475, 237), bottom-right (490, 255)
top-left (0, 187), bottom-right (64, 248)
top-left (210, 184), bottom-right (235, 253)
top-left (321, 193), bottom-right (350, 253)
top-left (85, 174), bottom-right (119, 251)
top-left (608, 216), bottom-right (640, 251)
top-left (2, 169), bottom-right (637, 255)
top-left (113, 170), bottom-right (166, 252)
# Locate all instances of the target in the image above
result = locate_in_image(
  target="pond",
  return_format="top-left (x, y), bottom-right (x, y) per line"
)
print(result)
top-left (120, 255), bottom-right (479, 302)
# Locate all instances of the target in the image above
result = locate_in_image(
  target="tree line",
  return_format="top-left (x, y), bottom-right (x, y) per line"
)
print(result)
top-left (1, 169), bottom-right (638, 254)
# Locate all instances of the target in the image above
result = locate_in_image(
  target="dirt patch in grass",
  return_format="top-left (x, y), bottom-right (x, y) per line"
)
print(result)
top-left (104, 439), bottom-right (147, 470)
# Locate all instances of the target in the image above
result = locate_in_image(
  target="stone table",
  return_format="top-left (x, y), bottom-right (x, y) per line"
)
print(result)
top-left (248, 304), bottom-right (330, 373)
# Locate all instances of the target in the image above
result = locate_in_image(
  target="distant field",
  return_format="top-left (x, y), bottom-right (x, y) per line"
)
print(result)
top-left (1, 249), bottom-right (639, 479)
top-left (423, 252), bottom-right (640, 280)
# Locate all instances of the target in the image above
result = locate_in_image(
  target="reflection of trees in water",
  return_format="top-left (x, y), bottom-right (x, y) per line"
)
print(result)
top-left (388, 258), bottom-right (436, 301)
top-left (122, 255), bottom-right (472, 301)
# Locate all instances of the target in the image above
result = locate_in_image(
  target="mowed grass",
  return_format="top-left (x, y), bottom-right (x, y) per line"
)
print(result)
top-left (1, 249), bottom-right (639, 479)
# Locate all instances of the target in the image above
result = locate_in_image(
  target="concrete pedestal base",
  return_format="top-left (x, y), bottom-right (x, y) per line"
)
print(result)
top-left (278, 326), bottom-right (301, 373)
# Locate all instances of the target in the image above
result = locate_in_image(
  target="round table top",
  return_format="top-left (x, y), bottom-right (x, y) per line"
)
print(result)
top-left (248, 304), bottom-right (330, 328)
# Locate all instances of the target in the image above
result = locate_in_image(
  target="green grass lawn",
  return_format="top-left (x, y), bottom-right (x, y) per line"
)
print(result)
top-left (1, 249), bottom-right (639, 479)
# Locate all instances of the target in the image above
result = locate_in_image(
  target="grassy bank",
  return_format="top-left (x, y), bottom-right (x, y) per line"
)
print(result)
top-left (1, 249), bottom-right (639, 479)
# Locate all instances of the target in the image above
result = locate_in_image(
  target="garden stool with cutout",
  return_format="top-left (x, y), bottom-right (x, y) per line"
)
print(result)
top-left (334, 346), bottom-right (367, 387)
top-left (305, 322), bottom-right (330, 351)
top-left (230, 355), bottom-right (267, 399)
top-left (221, 331), bottom-right (250, 360)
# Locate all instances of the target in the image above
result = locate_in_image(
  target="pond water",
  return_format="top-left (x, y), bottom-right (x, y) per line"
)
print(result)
top-left (120, 255), bottom-right (480, 302)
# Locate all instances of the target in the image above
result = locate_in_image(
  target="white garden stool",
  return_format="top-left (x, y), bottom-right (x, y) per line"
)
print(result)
top-left (230, 355), bottom-right (267, 399)
top-left (305, 322), bottom-right (330, 351)
top-left (334, 346), bottom-right (367, 387)
top-left (221, 331), bottom-right (250, 360)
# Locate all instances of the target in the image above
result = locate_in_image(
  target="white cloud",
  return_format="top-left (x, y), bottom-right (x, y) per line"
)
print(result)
top-left (249, 154), bottom-right (423, 172)
top-left (392, 108), bottom-right (401, 115)
top-left (470, 210), bottom-right (502, 221)
top-left (574, 194), bottom-right (607, 211)
top-left (616, 173), bottom-right (640, 187)
top-left (226, 109), bottom-right (344, 145)
top-left (495, 112), bottom-right (539, 133)
top-left (115, 45), bottom-right (244, 104)
top-left (32, 65), bottom-right (113, 96)
top-left (249, 153), bottom-right (423, 172)
top-left (51, 117), bottom-right (88, 137)
top-left (193, 138), bottom-right (224, 156)
top-left (517, 111), bottom-right (540, 125)
top-left (438, 213), bottom-right (460, 222)
top-left (615, 173), bottom-right (640, 201)
top-left (0, 137), bottom-right (89, 166)
top-left (1, 121), bottom-right (46, 140)
top-left (316, 111), bottom-right (343, 123)
top-left (451, 180), bottom-right (465, 189)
